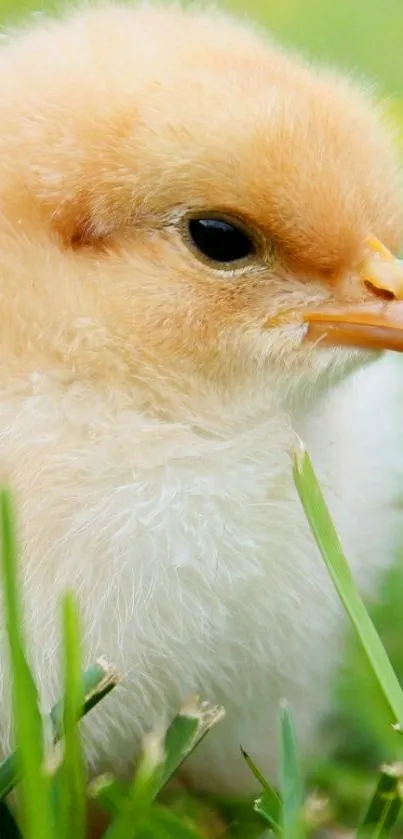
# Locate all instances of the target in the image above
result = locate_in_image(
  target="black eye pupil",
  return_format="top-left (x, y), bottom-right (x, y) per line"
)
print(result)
top-left (188, 217), bottom-right (253, 264)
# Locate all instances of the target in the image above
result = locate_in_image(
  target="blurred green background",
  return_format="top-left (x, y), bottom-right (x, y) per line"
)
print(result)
top-left (1, 0), bottom-right (403, 832)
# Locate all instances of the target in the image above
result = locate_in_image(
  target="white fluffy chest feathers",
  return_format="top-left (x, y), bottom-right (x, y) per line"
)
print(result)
top-left (0, 360), bottom-right (401, 788)
top-left (0, 365), bottom-right (400, 633)
top-left (0, 369), bottom-right (394, 644)
top-left (0, 378), bottom-right (339, 646)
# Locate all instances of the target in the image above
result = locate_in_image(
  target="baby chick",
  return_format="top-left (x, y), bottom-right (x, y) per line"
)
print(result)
top-left (0, 0), bottom-right (403, 795)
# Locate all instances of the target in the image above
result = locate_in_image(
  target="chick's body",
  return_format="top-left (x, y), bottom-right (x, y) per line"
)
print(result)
top-left (0, 1), bottom-right (402, 793)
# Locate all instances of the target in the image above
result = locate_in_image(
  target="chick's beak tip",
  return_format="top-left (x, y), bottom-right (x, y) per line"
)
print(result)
top-left (303, 237), bottom-right (403, 353)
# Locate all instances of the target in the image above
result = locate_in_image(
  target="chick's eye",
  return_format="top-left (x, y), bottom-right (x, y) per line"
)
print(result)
top-left (187, 217), bottom-right (254, 264)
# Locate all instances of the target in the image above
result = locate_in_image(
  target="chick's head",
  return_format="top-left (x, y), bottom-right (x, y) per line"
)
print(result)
top-left (1, 2), bottom-right (403, 414)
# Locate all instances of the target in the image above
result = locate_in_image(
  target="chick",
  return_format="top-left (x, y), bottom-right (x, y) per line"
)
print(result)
top-left (0, 0), bottom-right (403, 795)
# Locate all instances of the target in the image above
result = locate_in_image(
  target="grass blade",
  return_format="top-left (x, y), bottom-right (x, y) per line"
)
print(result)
top-left (104, 731), bottom-right (165, 839)
top-left (88, 775), bottom-right (127, 817)
top-left (0, 489), bottom-right (53, 839)
top-left (0, 754), bottom-right (20, 802)
top-left (55, 592), bottom-right (86, 839)
top-left (50, 657), bottom-right (121, 738)
top-left (241, 747), bottom-right (281, 831)
top-left (292, 441), bottom-right (403, 730)
top-left (101, 697), bottom-right (225, 838)
top-left (357, 763), bottom-right (403, 839)
top-left (278, 702), bottom-right (304, 839)
top-left (158, 695), bottom-right (225, 793)
top-left (0, 801), bottom-right (22, 839)
top-left (0, 658), bottom-right (121, 801)
top-left (141, 804), bottom-right (202, 839)
top-left (254, 793), bottom-right (281, 832)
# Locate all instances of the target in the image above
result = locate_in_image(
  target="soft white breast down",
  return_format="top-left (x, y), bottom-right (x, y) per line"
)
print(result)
top-left (0, 353), bottom-right (401, 794)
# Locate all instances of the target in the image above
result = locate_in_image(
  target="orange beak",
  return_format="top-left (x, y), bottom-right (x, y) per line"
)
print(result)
top-left (303, 237), bottom-right (403, 352)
